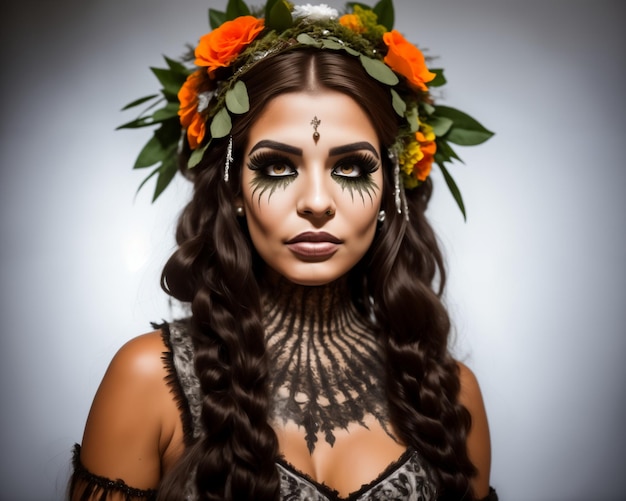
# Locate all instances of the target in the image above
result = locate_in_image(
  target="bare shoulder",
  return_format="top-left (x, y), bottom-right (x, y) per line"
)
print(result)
top-left (78, 330), bottom-right (183, 490)
top-left (456, 361), bottom-right (492, 499)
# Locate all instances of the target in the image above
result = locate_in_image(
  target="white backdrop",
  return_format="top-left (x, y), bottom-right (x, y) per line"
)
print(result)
top-left (1, 1), bottom-right (625, 499)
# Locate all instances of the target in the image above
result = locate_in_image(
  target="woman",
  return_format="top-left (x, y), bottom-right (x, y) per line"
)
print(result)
top-left (70, 1), bottom-right (495, 500)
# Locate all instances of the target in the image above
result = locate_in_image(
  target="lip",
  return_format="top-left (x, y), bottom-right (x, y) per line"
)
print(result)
top-left (285, 231), bottom-right (342, 259)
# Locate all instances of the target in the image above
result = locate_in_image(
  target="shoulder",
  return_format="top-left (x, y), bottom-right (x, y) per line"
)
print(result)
top-left (79, 329), bottom-right (183, 490)
top-left (456, 361), bottom-right (492, 499)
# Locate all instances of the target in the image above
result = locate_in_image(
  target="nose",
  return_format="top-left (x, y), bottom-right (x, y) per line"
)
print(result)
top-left (296, 167), bottom-right (336, 220)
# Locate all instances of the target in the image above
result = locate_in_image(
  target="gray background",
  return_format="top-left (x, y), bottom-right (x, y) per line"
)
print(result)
top-left (1, 0), bottom-right (625, 499)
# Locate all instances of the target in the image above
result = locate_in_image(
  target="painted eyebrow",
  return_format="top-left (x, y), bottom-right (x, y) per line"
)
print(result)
top-left (329, 142), bottom-right (380, 159)
top-left (248, 140), bottom-right (303, 156)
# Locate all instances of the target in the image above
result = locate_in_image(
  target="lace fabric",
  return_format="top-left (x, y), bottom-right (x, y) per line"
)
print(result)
top-left (69, 444), bottom-right (157, 501)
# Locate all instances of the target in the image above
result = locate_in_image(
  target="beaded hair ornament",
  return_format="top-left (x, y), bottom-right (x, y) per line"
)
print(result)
top-left (118, 0), bottom-right (493, 219)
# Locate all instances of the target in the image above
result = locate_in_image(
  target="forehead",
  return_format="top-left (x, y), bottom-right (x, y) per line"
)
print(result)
top-left (245, 90), bottom-right (380, 151)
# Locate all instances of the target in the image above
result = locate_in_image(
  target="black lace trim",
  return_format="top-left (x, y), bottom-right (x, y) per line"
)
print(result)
top-left (70, 444), bottom-right (157, 501)
top-left (153, 320), bottom-right (196, 446)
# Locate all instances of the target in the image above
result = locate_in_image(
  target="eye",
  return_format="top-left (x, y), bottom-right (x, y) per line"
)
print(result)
top-left (333, 164), bottom-right (361, 178)
top-left (247, 152), bottom-right (297, 178)
top-left (332, 153), bottom-right (379, 179)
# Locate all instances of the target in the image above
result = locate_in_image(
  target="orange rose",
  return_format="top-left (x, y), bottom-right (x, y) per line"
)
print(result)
top-left (195, 16), bottom-right (264, 77)
top-left (383, 30), bottom-right (435, 92)
top-left (414, 130), bottom-right (436, 181)
top-left (178, 70), bottom-right (206, 149)
top-left (339, 14), bottom-right (365, 33)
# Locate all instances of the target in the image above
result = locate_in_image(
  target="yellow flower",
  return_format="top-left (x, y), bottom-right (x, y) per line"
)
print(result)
top-left (399, 123), bottom-right (437, 186)
top-left (339, 13), bottom-right (365, 33)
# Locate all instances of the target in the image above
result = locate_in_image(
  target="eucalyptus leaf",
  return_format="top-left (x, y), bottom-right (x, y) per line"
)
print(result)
top-left (359, 55), bottom-right (399, 86)
top-left (343, 46), bottom-right (360, 57)
top-left (435, 105), bottom-right (494, 145)
top-left (188, 141), bottom-right (210, 169)
top-left (210, 107), bottom-right (232, 138)
top-left (390, 89), bottom-right (406, 117)
top-left (421, 102), bottom-right (435, 115)
top-left (406, 106), bottom-right (419, 133)
top-left (121, 94), bottom-right (159, 111)
top-left (373, 0), bottom-right (394, 31)
top-left (429, 116), bottom-right (453, 137)
top-left (296, 33), bottom-right (321, 47)
top-left (225, 80), bottom-right (250, 114)
top-left (209, 9), bottom-right (226, 30)
top-left (438, 162), bottom-right (466, 220)
top-left (322, 39), bottom-right (343, 50)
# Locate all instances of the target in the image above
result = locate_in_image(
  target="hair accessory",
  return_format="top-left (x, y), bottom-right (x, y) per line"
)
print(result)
top-left (377, 210), bottom-right (386, 223)
top-left (224, 135), bottom-right (234, 182)
top-left (311, 116), bottom-right (321, 144)
top-left (119, 0), bottom-right (493, 219)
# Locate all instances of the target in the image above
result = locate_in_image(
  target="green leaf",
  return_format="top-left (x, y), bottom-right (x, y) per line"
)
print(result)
top-left (406, 106), bottom-right (419, 133)
top-left (134, 120), bottom-right (180, 169)
top-left (428, 68), bottom-right (446, 87)
top-left (421, 102), bottom-right (435, 115)
top-left (435, 105), bottom-right (494, 146)
top-left (209, 9), bottom-right (226, 30)
top-left (210, 107), bottom-right (232, 138)
top-left (226, 0), bottom-right (250, 20)
top-left (373, 0), bottom-right (394, 30)
top-left (359, 55), bottom-right (399, 85)
top-left (434, 139), bottom-right (462, 164)
top-left (151, 102), bottom-right (180, 122)
top-left (121, 94), bottom-right (159, 111)
top-left (390, 89), bottom-right (406, 117)
top-left (438, 162), bottom-right (466, 221)
top-left (296, 33), bottom-right (321, 47)
top-left (136, 167), bottom-right (160, 198)
top-left (164, 56), bottom-right (188, 75)
top-left (152, 155), bottom-right (178, 202)
top-left (116, 116), bottom-right (156, 130)
top-left (133, 136), bottom-right (162, 169)
top-left (188, 141), bottom-right (211, 169)
top-left (225, 80), bottom-right (250, 114)
top-left (150, 67), bottom-right (186, 96)
top-left (322, 39), bottom-right (344, 50)
top-left (429, 116), bottom-right (453, 137)
top-left (267, 0), bottom-right (293, 31)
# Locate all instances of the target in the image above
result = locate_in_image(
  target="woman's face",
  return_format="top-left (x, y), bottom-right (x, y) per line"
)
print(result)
top-left (239, 90), bottom-right (383, 286)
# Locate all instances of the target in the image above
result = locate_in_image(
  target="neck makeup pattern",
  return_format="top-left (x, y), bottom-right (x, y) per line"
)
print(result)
top-left (262, 279), bottom-right (391, 453)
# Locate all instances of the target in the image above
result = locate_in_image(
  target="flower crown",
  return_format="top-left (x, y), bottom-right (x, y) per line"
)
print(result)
top-left (119, 0), bottom-right (493, 219)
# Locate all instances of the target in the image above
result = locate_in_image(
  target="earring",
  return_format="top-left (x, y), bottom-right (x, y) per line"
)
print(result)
top-left (235, 206), bottom-right (245, 217)
top-left (377, 210), bottom-right (386, 223)
top-left (224, 135), bottom-right (233, 182)
top-left (389, 149), bottom-right (410, 222)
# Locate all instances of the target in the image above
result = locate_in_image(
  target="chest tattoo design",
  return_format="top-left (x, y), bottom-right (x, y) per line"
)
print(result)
top-left (262, 280), bottom-right (391, 453)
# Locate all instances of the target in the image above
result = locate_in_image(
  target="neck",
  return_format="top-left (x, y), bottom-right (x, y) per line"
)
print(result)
top-left (261, 277), bottom-right (389, 453)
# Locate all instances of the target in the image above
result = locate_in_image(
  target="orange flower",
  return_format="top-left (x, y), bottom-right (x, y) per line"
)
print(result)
top-left (178, 70), bottom-right (206, 149)
top-left (383, 30), bottom-right (435, 92)
top-left (414, 130), bottom-right (436, 181)
top-left (194, 16), bottom-right (264, 77)
top-left (339, 14), bottom-right (365, 33)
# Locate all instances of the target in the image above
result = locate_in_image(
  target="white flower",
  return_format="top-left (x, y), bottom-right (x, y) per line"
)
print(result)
top-left (196, 91), bottom-right (213, 113)
top-left (292, 3), bottom-right (339, 21)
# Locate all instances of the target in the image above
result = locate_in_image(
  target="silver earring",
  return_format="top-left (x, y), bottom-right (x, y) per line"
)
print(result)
top-left (377, 210), bottom-right (386, 223)
top-left (235, 206), bottom-right (245, 217)
top-left (224, 135), bottom-right (233, 182)
top-left (389, 150), bottom-right (410, 222)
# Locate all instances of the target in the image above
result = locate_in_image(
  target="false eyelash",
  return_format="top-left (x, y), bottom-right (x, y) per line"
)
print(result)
top-left (332, 153), bottom-right (380, 177)
top-left (247, 151), bottom-right (296, 175)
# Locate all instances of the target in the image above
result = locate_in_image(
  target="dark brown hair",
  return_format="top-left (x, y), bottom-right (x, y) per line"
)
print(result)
top-left (159, 49), bottom-right (476, 500)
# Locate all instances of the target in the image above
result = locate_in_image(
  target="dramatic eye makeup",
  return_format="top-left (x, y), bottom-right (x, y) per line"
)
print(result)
top-left (247, 150), bottom-right (298, 205)
top-left (331, 152), bottom-right (380, 204)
